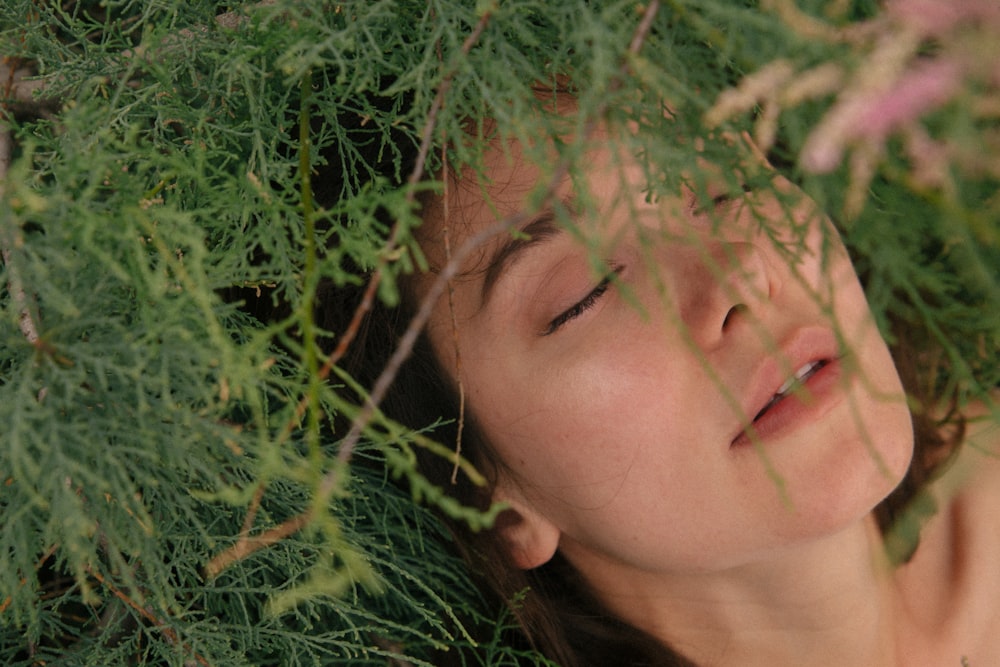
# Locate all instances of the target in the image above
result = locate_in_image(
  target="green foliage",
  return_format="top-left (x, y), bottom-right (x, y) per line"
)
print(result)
top-left (0, 0), bottom-right (996, 664)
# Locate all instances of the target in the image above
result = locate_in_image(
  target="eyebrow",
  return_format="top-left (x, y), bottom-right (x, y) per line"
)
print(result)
top-left (479, 196), bottom-right (578, 308)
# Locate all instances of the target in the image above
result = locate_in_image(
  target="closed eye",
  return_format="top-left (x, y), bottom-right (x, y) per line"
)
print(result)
top-left (541, 265), bottom-right (623, 336)
top-left (690, 183), bottom-right (753, 216)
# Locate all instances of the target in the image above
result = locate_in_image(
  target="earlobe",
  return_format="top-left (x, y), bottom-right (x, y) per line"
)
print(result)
top-left (492, 486), bottom-right (561, 570)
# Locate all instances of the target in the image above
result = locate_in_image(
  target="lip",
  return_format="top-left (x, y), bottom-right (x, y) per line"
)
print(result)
top-left (730, 327), bottom-right (845, 448)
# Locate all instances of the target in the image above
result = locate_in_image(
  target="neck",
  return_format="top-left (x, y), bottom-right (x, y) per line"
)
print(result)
top-left (573, 517), bottom-right (902, 666)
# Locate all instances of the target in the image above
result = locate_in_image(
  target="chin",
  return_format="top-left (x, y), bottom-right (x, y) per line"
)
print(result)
top-left (773, 383), bottom-right (914, 541)
top-left (819, 407), bottom-right (914, 537)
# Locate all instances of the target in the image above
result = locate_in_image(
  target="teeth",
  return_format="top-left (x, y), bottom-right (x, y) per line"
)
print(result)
top-left (753, 360), bottom-right (827, 422)
top-left (779, 362), bottom-right (820, 396)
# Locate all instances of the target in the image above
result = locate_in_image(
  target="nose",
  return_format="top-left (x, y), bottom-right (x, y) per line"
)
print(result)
top-left (672, 238), bottom-right (777, 351)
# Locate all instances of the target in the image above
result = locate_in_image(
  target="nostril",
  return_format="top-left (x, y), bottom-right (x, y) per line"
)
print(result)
top-left (722, 303), bottom-right (748, 331)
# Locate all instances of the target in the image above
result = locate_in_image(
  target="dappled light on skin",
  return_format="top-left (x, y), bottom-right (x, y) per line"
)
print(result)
top-left (410, 118), bottom-right (975, 664)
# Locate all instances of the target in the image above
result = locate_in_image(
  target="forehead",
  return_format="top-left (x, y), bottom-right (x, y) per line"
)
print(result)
top-left (416, 123), bottom-right (649, 277)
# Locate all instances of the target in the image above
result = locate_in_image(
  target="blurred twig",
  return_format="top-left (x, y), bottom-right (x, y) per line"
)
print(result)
top-left (205, 4), bottom-right (498, 578)
top-left (208, 0), bottom-right (663, 575)
top-left (1, 63), bottom-right (42, 348)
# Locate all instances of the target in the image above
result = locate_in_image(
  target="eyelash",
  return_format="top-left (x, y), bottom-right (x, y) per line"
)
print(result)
top-left (689, 183), bottom-right (753, 215)
top-left (542, 265), bottom-right (622, 336)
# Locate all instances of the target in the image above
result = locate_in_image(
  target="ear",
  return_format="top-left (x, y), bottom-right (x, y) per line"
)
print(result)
top-left (491, 482), bottom-right (561, 570)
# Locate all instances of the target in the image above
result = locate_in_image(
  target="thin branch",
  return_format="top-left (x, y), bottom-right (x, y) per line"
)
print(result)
top-left (432, 6), bottom-right (466, 485)
top-left (0, 3), bottom-right (274, 113)
top-left (323, 0), bottom-right (662, 494)
top-left (203, 511), bottom-right (311, 580)
top-left (1, 93), bottom-right (42, 347)
top-left (628, 0), bottom-right (661, 54)
top-left (320, 4), bottom-right (494, 371)
top-left (87, 567), bottom-right (212, 667)
top-left (207, 0), bottom-right (663, 576)
top-left (323, 2), bottom-right (503, 483)
top-left (0, 56), bottom-right (57, 116)
top-left (278, 6), bottom-right (494, 427)
top-left (239, 481), bottom-right (268, 539)
top-left (0, 6), bottom-right (282, 343)
top-left (206, 7), bottom-right (495, 577)
top-left (324, 211), bottom-right (557, 502)
top-left (441, 142), bottom-right (467, 485)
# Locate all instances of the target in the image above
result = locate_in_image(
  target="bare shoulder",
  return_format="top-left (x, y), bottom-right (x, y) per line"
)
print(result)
top-left (912, 398), bottom-right (1000, 662)
top-left (945, 399), bottom-right (1000, 507)
top-left (909, 399), bottom-right (1000, 560)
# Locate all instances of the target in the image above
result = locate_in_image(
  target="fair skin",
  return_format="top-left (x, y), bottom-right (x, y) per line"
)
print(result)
top-left (418, 122), bottom-right (1000, 666)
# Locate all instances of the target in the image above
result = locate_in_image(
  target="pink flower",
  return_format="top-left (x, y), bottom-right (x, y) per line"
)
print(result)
top-left (856, 58), bottom-right (961, 143)
top-left (801, 58), bottom-right (960, 174)
top-left (888, 0), bottom-right (1000, 37)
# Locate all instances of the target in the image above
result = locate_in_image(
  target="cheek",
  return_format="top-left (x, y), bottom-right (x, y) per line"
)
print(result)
top-left (473, 364), bottom-right (637, 469)
top-left (784, 398), bottom-right (912, 537)
top-left (467, 342), bottom-right (694, 490)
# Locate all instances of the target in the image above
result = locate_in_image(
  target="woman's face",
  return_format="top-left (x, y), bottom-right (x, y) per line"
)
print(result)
top-left (417, 125), bottom-right (913, 586)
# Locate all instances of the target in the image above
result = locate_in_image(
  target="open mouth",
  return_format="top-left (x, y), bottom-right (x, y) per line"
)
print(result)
top-left (752, 359), bottom-right (830, 423)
